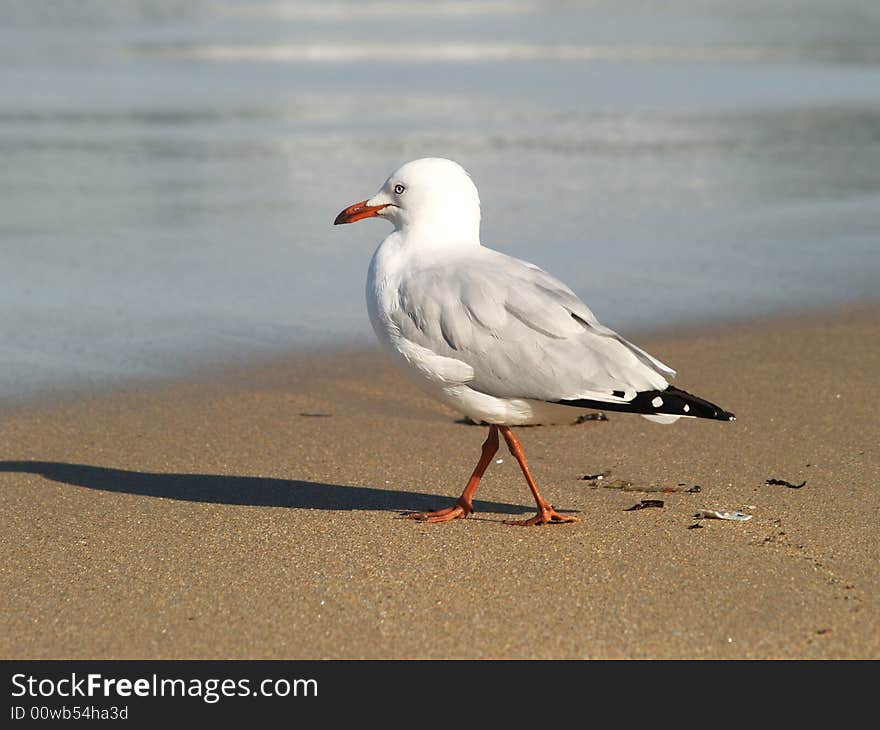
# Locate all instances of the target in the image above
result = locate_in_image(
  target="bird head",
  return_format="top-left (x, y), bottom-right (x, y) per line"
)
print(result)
top-left (334, 158), bottom-right (481, 244)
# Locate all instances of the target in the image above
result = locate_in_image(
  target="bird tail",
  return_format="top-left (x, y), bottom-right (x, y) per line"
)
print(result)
top-left (556, 385), bottom-right (735, 421)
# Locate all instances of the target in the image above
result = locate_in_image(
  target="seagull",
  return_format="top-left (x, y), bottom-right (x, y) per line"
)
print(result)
top-left (334, 158), bottom-right (734, 526)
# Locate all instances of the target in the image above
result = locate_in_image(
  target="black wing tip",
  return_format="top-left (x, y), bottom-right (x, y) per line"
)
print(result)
top-left (665, 386), bottom-right (735, 422)
top-left (556, 385), bottom-right (735, 422)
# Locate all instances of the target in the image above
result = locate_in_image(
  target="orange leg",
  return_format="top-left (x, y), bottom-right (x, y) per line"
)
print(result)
top-left (404, 425), bottom-right (499, 523)
top-left (499, 426), bottom-right (577, 526)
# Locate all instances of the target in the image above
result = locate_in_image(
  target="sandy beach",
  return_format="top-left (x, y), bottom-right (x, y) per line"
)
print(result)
top-left (1, 304), bottom-right (878, 659)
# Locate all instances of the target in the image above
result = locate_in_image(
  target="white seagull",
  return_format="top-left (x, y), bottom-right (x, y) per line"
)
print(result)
top-left (335, 158), bottom-right (734, 526)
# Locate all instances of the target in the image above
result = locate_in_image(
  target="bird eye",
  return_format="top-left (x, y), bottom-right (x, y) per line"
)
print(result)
top-left (393, 184), bottom-right (405, 195)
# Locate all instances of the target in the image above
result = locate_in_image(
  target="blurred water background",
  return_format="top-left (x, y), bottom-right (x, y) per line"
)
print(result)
top-left (1, 0), bottom-right (879, 401)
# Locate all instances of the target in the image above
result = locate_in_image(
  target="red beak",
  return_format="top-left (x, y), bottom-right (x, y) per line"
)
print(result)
top-left (334, 200), bottom-right (389, 225)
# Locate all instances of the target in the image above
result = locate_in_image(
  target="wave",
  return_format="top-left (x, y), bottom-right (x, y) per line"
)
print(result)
top-left (137, 41), bottom-right (880, 64)
top-left (219, 0), bottom-right (540, 20)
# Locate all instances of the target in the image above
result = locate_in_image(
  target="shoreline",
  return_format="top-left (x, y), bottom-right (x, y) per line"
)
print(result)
top-left (4, 298), bottom-right (877, 417)
top-left (2, 303), bottom-right (878, 659)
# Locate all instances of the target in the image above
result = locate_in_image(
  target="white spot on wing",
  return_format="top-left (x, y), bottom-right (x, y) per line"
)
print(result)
top-left (683, 404), bottom-right (690, 412)
top-left (651, 396), bottom-right (663, 408)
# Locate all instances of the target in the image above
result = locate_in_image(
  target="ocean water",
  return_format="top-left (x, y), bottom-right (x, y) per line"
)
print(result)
top-left (1, 0), bottom-right (879, 400)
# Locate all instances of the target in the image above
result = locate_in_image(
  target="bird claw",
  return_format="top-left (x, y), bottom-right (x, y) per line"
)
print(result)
top-left (402, 501), bottom-right (472, 523)
top-left (504, 506), bottom-right (577, 527)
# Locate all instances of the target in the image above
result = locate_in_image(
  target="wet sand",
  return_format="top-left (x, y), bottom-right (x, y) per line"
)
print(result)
top-left (1, 305), bottom-right (878, 659)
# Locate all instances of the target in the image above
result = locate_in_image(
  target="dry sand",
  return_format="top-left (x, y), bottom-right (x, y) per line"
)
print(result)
top-left (1, 305), bottom-right (878, 659)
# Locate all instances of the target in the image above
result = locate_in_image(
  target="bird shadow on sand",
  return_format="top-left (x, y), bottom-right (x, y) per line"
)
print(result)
top-left (0, 460), bottom-right (537, 516)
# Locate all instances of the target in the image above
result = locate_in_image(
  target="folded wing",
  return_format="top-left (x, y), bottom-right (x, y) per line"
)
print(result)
top-left (390, 248), bottom-right (676, 405)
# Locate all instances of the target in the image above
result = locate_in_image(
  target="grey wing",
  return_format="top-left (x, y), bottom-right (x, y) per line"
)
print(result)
top-left (391, 249), bottom-right (675, 403)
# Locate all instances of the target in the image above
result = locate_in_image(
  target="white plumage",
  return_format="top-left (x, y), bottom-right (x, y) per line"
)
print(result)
top-left (334, 157), bottom-right (733, 526)
top-left (353, 158), bottom-right (681, 425)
